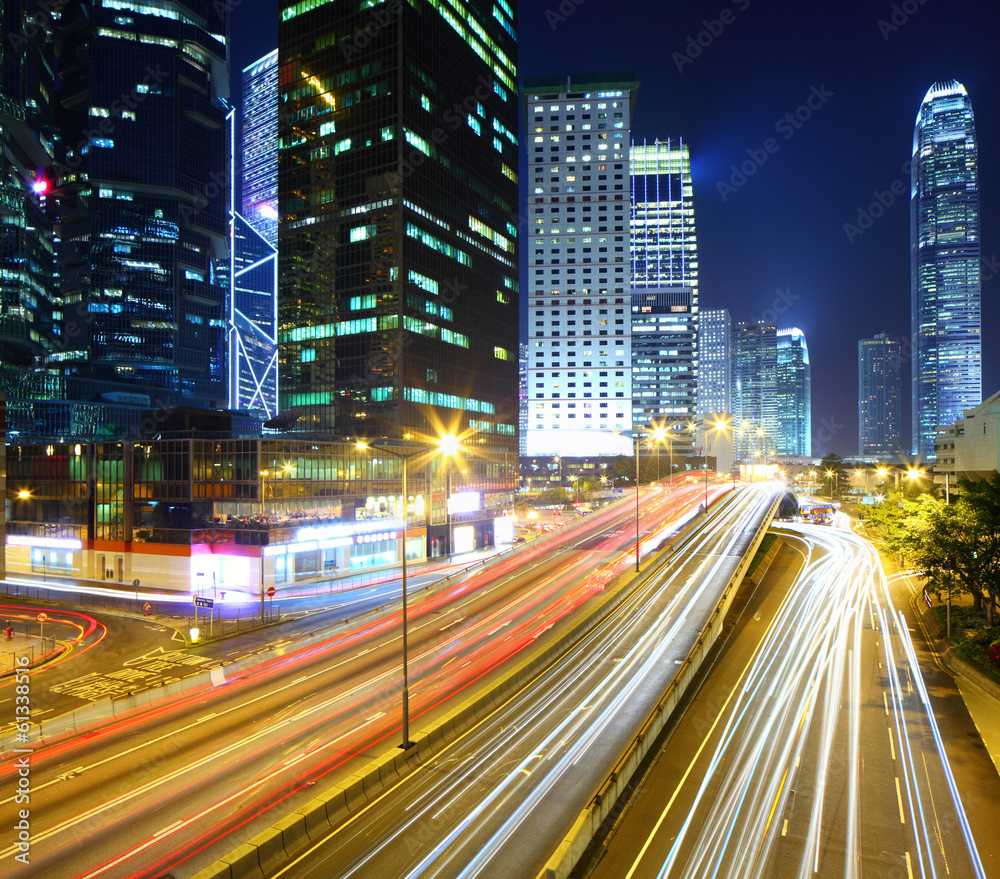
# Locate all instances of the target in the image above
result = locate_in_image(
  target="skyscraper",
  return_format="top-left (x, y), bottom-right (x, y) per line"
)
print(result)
top-left (630, 139), bottom-right (697, 454)
top-left (53, 0), bottom-right (231, 412)
top-left (697, 308), bottom-right (731, 418)
top-left (242, 50), bottom-right (278, 248)
top-left (0, 0), bottom-right (59, 372)
top-left (232, 49), bottom-right (279, 421)
top-left (859, 332), bottom-right (902, 457)
top-left (519, 343), bottom-right (528, 455)
top-left (522, 72), bottom-right (639, 457)
top-left (911, 80), bottom-right (980, 461)
top-left (277, 1), bottom-right (518, 551)
top-left (732, 320), bottom-right (777, 463)
top-left (775, 327), bottom-right (810, 456)
top-left (229, 213), bottom-right (278, 421)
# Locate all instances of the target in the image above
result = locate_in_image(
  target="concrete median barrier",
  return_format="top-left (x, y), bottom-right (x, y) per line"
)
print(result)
top-left (537, 497), bottom-right (779, 879)
top-left (218, 843), bottom-right (263, 879)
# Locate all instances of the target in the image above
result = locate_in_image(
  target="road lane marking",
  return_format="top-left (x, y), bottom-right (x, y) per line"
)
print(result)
top-left (154, 819), bottom-right (182, 838)
top-left (883, 691), bottom-right (889, 715)
top-left (905, 851), bottom-right (914, 879)
top-left (888, 727), bottom-right (895, 760)
top-left (896, 776), bottom-right (906, 823)
top-left (781, 818), bottom-right (788, 837)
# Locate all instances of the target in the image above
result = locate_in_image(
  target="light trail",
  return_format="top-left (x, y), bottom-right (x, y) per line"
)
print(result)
top-left (269, 484), bottom-right (778, 879)
top-left (633, 524), bottom-right (986, 879)
top-left (0, 477), bottom-right (721, 878)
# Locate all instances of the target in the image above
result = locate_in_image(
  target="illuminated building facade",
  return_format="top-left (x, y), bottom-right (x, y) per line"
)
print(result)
top-left (732, 320), bottom-right (777, 463)
top-left (911, 80), bottom-right (980, 461)
top-left (277, 0), bottom-right (518, 453)
top-left (519, 342), bottom-right (528, 455)
top-left (52, 0), bottom-right (231, 411)
top-left (0, 0), bottom-right (59, 372)
top-left (242, 50), bottom-right (278, 248)
top-left (229, 212), bottom-right (278, 420)
top-left (4, 426), bottom-right (512, 591)
top-left (630, 139), bottom-right (697, 454)
top-left (858, 332), bottom-right (901, 457)
top-left (522, 72), bottom-right (639, 458)
top-left (775, 327), bottom-right (810, 456)
top-left (697, 308), bottom-right (731, 418)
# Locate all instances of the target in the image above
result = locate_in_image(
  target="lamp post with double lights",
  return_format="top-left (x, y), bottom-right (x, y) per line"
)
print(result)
top-left (356, 435), bottom-right (458, 749)
top-left (613, 431), bottom-right (643, 573)
top-left (695, 418), bottom-right (730, 513)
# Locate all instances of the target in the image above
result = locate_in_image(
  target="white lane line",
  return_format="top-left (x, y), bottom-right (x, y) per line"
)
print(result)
top-left (781, 819), bottom-right (788, 837)
top-left (883, 691), bottom-right (889, 716)
top-left (896, 776), bottom-right (906, 823)
top-left (154, 819), bottom-right (182, 838)
top-left (905, 851), bottom-right (914, 879)
top-left (888, 727), bottom-right (896, 760)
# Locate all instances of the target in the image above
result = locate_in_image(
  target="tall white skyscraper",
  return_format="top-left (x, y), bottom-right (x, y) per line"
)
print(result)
top-left (242, 50), bottom-right (278, 248)
top-left (523, 72), bottom-right (639, 457)
top-left (911, 81), bottom-right (980, 461)
top-left (697, 308), bottom-right (731, 418)
top-left (630, 139), bottom-right (698, 454)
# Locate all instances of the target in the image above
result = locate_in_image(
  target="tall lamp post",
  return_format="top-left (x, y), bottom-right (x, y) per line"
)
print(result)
top-left (440, 434), bottom-right (460, 554)
top-left (357, 437), bottom-right (458, 750)
top-left (633, 434), bottom-right (640, 571)
top-left (652, 426), bottom-right (666, 483)
top-left (700, 418), bottom-right (729, 513)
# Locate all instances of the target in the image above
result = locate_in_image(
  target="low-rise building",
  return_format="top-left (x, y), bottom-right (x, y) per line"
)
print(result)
top-left (934, 389), bottom-right (1000, 486)
top-left (5, 422), bottom-right (514, 594)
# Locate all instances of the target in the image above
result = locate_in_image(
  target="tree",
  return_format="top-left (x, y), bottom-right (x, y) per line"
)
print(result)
top-left (891, 476), bottom-right (1000, 624)
top-left (819, 453), bottom-right (848, 499)
top-left (953, 475), bottom-right (1000, 622)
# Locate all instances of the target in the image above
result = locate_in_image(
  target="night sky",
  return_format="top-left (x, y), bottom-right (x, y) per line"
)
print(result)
top-left (233, 0), bottom-right (999, 457)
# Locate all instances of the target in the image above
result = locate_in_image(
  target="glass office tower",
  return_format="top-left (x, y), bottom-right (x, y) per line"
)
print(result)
top-left (53, 0), bottom-right (231, 410)
top-left (0, 0), bottom-right (60, 371)
top-left (859, 332), bottom-right (902, 457)
top-left (242, 50), bottom-right (278, 248)
top-left (630, 139), bottom-right (697, 455)
top-left (230, 212), bottom-right (278, 420)
top-left (278, 0), bottom-right (519, 454)
top-left (911, 81), bottom-right (980, 461)
top-left (775, 327), bottom-right (810, 456)
top-left (732, 320), bottom-right (777, 463)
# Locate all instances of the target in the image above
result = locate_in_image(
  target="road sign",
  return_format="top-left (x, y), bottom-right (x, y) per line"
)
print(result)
top-left (133, 578), bottom-right (141, 589)
top-left (36, 612), bottom-right (48, 622)
top-left (193, 597), bottom-right (214, 609)
top-left (266, 587), bottom-right (275, 597)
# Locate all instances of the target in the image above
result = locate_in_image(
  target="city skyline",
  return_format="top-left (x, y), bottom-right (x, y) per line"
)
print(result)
top-left (232, 2), bottom-right (999, 457)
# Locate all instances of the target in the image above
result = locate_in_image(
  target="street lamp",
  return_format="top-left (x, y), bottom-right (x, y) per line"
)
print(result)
top-left (439, 433), bottom-right (460, 554)
top-left (356, 438), bottom-right (441, 750)
top-left (701, 418), bottom-right (730, 512)
top-left (826, 469), bottom-right (837, 499)
top-left (614, 431), bottom-right (644, 573)
top-left (652, 426), bottom-right (666, 483)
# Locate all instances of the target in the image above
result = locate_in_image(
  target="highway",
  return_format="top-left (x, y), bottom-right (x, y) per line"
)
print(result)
top-left (0, 475), bottom-right (728, 878)
top-left (590, 521), bottom-right (990, 879)
top-left (263, 482), bottom-right (779, 879)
